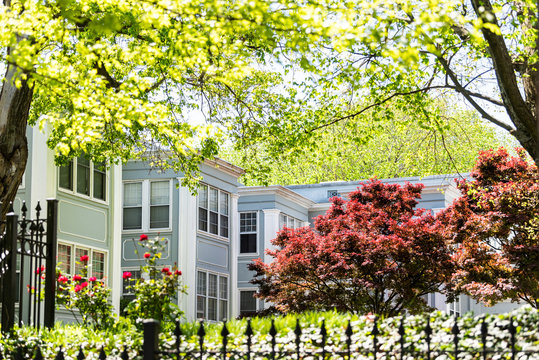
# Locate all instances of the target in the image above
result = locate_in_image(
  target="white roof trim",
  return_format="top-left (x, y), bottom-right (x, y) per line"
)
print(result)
top-left (203, 158), bottom-right (245, 178)
top-left (238, 186), bottom-right (316, 209)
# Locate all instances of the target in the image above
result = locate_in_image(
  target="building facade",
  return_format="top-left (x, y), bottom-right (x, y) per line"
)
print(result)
top-left (15, 132), bottom-right (520, 321)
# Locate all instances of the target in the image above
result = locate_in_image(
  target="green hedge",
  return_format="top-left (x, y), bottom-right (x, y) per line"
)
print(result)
top-left (1, 307), bottom-right (538, 359)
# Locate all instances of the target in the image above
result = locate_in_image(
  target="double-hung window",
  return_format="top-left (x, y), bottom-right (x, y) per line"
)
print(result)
top-left (57, 243), bottom-right (107, 280)
top-left (59, 156), bottom-right (107, 201)
top-left (122, 180), bottom-right (170, 231)
top-left (196, 271), bottom-right (228, 321)
top-left (240, 290), bottom-right (258, 317)
top-left (240, 212), bottom-right (257, 253)
top-left (198, 185), bottom-right (229, 238)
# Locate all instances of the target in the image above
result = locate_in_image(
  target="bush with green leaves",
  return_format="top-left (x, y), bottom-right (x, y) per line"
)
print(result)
top-left (169, 306), bottom-right (539, 358)
top-left (1, 307), bottom-right (538, 359)
top-left (56, 255), bottom-right (115, 330)
top-left (124, 234), bottom-right (187, 327)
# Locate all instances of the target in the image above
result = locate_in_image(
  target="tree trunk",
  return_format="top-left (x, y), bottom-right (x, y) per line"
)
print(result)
top-left (0, 64), bottom-right (32, 220)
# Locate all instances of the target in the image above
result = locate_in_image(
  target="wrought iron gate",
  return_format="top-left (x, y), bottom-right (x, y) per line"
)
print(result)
top-left (0, 199), bottom-right (58, 331)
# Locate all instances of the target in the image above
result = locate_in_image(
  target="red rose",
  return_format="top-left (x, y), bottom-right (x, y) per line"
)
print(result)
top-left (58, 276), bottom-right (68, 283)
top-left (144, 253), bottom-right (151, 259)
top-left (73, 274), bottom-right (82, 281)
top-left (167, 271), bottom-right (172, 276)
top-left (81, 281), bottom-right (89, 288)
top-left (123, 272), bottom-right (132, 279)
top-left (139, 234), bottom-right (148, 241)
top-left (80, 255), bottom-right (89, 262)
top-left (74, 285), bottom-right (82, 293)
top-left (89, 276), bottom-right (97, 282)
top-left (175, 270), bottom-right (182, 276)
top-left (161, 267), bottom-right (169, 273)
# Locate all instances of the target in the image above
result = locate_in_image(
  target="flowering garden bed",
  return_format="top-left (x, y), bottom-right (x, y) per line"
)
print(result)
top-left (1, 306), bottom-right (538, 359)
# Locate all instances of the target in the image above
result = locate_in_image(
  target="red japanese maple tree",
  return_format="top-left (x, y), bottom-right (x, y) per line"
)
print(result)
top-left (438, 148), bottom-right (539, 308)
top-left (249, 179), bottom-right (455, 316)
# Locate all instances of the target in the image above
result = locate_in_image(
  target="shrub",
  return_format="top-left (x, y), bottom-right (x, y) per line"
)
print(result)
top-left (56, 256), bottom-right (115, 330)
top-left (124, 234), bottom-right (187, 328)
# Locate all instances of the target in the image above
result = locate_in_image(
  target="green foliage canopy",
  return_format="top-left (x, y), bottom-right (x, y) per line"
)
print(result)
top-left (223, 105), bottom-right (511, 185)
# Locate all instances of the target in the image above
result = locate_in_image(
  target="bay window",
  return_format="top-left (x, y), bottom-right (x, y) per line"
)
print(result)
top-left (57, 243), bottom-right (107, 280)
top-left (58, 156), bottom-right (106, 201)
top-left (197, 270), bottom-right (228, 321)
top-left (198, 185), bottom-right (229, 238)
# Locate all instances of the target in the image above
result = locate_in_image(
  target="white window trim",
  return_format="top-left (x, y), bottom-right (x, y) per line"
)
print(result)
top-left (239, 211), bottom-right (258, 255)
top-left (279, 213), bottom-right (303, 230)
top-left (57, 157), bottom-right (108, 204)
top-left (122, 179), bottom-right (173, 233)
top-left (447, 296), bottom-right (461, 317)
top-left (57, 241), bottom-right (108, 280)
top-left (197, 184), bottom-right (230, 241)
top-left (196, 269), bottom-right (229, 322)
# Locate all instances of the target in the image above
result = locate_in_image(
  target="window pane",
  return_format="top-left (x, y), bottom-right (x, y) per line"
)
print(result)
top-left (219, 300), bottom-right (228, 321)
top-left (92, 251), bottom-right (105, 279)
top-left (208, 298), bottom-right (217, 321)
top-left (150, 205), bottom-right (169, 228)
top-left (123, 208), bottom-right (142, 230)
top-left (122, 270), bottom-right (141, 294)
top-left (208, 274), bottom-right (217, 297)
top-left (220, 193), bottom-right (228, 215)
top-left (220, 215), bottom-right (228, 238)
top-left (209, 212), bottom-right (218, 235)
top-left (124, 183), bottom-right (142, 206)
top-left (219, 276), bottom-right (228, 300)
top-left (151, 181), bottom-right (169, 205)
top-left (75, 248), bottom-right (89, 275)
top-left (93, 164), bottom-right (106, 200)
top-left (240, 234), bottom-right (257, 253)
top-left (240, 212), bottom-right (256, 233)
top-left (197, 271), bottom-right (206, 296)
top-left (198, 186), bottom-right (208, 209)
top-left (77, 156), bottom-right (90, 195)
top-left (59, 161), bottom-right (73, 190)
top-left (197, 296), bottom-right (206, 319)
top-left (279, 214), bottom-right (286, 229)
top-left (209, 188), bottom-right (218, 212)
top-left (198, 208), bottom-right (208, 231)
top-left (57, 244), bottom-right (72, 275)
top-left (287, 217), bottom-right (294, 228)
top-left (240, 291), bottom-right (257, 316)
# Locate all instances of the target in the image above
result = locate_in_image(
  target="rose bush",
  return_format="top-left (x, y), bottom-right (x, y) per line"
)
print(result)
top-left (124, 234), bottom-right (187, 328)
top-left (56, 255), bottom-right (115, 330)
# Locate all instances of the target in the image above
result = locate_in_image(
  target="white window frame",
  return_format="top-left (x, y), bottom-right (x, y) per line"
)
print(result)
top-left (447, 296), bottom-right (461, 317)
top-left (239, 212), bottom-right (258, 254)
top-left (196, 270), bottom-right (228, 321)
top-left (58, 156), bottom-right (108, 203)
top-left (121, 268), bottom-right (143, 295)
top-left (57, 241), bottom-right (108, 280)
top-left (122, 179), bottom-right (172, 232)
top-left (279, 213), bottom-right (303, 229)
top-left (197, 184), bottom-right (230, 240)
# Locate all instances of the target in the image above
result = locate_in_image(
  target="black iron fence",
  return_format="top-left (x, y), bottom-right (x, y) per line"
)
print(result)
top-left (5, 315), bottom-right (536, 359)
top-left (0, 199), bottom-right (58, 331)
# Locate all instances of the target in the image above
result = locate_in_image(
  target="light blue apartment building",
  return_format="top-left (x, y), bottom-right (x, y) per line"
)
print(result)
top-left (16, 131), bottom-right (520, 322)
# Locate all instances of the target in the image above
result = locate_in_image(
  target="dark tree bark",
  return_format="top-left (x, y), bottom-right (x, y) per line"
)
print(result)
top-left (469, 0), bottom-right (538, 163)
top-left (0, 64), bottom-right (32, 220)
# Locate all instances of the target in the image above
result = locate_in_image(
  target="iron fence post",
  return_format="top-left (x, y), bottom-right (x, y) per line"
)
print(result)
top-left (143, 319), bottom-right (160, 360)
top-left (44, 199), bottom-right (58, 328)
top-left (1, 212), bottom-right (18, 332)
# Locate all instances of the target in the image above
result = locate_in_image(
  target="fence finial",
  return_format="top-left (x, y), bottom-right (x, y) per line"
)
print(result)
top-left (77, 346), bottom-right (85, 360)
